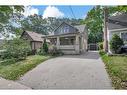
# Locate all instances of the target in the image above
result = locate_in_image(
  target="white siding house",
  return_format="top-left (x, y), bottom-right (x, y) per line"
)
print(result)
top-left (107, 13), bottom-right (127, 53)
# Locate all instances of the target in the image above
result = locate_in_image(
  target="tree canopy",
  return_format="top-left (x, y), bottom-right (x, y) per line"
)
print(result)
top-left (0, 6), bottom-right (24, 37)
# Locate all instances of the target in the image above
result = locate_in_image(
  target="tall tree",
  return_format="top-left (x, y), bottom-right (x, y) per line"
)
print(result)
top-left (0, 6), bottom-right (24, 37)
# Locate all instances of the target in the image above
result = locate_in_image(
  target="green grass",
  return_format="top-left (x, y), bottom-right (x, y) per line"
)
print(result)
top-left (0, 55), bottom-right (52, 80)
top-left (99, 51), bottom-right (127, 89)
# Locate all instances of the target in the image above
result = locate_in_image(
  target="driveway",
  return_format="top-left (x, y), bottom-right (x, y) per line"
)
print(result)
top-left (17, 51), bottom-right (112, 89)
top-left (0, 77), bottom-right (30, 89)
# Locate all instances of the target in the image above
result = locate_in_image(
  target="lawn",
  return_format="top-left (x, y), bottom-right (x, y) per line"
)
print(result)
top-left (0, 55), bottom-right (52, 80)
top-left (99, 51), bottom-right (127, 89)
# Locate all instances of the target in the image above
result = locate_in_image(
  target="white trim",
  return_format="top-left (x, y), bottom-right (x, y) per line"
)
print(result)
top-left (120, 31), bottom-right (127, 39)
top-left (109, 28), bottom-right (127, 32)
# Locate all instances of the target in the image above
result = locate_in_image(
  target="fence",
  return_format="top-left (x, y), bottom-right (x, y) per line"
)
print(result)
top-left (88, 43), bottom-right (99, 51)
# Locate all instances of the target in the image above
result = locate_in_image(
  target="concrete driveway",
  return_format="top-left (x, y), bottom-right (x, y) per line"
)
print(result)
top-left (17, 51), bottom-right (112, 89)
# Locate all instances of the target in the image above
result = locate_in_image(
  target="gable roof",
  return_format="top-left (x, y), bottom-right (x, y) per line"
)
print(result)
top-left (22, 31), bottom-right (45, 42)
top-left (74, 25), bottom-right (86, 32)
top-left (52, 22), bottom-right (86, 35)
top-left (53, 22), bottom-right (78, 33)
top-left (108, 13), bottom-right (127, 30)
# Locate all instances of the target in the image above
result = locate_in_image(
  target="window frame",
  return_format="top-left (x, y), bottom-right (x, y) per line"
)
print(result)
top-left (120, 31), bottom-right (127, 44)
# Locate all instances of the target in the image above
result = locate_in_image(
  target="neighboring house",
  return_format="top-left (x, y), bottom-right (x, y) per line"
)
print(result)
top-left (21, 31), bottom-right (45, 52)
top-left (107, 13), bottom-right (127, 53)
top-left (46, 22), bottom-right (88, 54)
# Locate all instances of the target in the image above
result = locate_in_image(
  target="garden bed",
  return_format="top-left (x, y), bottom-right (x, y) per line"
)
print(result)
top-left (0, 55), bottom-right (52, 80)
top-left (99, 51), bottom-right (127, 89)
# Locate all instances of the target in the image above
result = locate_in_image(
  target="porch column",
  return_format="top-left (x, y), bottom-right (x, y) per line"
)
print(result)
top-left (56, 36), bottom-right (60, 49)
top-left (75, 35), bottom-right (80, 54)
top-left (81, 36), bottom-right (85, 52)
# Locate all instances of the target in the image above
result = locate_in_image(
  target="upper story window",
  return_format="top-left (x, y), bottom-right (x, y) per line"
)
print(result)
top-left (121, 32), bottom-right (127, 43)
top-left (63, 25), bottom-right (69, 33)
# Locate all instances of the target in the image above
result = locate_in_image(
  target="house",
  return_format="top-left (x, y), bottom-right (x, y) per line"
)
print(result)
top-left (21, 31), bottom-right (45, 52)
top-left (107, 13), bottom-right (127, 53)
top-left (45, 22), bottom-right (88, 54)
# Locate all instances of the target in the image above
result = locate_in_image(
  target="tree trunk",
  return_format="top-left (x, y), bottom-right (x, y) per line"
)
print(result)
top-left (103, 7), bottom-right (108, 52)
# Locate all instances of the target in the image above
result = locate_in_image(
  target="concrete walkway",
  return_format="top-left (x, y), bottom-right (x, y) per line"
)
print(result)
top-left (17, 51), bottom-right (112, 89)
top-left (0, 77), bottom-right (30, 89)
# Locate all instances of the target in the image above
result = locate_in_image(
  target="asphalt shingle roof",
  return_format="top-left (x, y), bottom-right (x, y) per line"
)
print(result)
top-left (74, 25), bottom-right (86, 32)
top-left (25, 31), bottom-right (45, 42)
top-left (108, 13), bottom-right (127, 30)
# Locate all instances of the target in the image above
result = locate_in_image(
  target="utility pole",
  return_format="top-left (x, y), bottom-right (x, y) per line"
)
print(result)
top-left (103, 6), bottom-right (108, 52)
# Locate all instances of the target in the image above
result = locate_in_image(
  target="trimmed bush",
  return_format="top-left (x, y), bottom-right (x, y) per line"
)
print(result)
top-left (110, 34), bottom-right (124, 54)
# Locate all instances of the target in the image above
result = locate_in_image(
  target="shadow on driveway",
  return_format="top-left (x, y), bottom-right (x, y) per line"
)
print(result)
top-left (60, 51), bottom-right (100, 60)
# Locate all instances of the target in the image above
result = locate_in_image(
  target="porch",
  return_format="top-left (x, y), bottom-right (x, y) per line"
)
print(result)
top-left (46, 33), bottom-right (86, 54)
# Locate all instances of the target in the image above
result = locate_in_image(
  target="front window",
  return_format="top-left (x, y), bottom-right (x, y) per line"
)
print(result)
top-left (63, 26), bottom-right (69, 33)
top-left (121, 32), bottom-right (127, 44)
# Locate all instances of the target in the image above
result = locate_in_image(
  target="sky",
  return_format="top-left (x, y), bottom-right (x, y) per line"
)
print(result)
top-left (23, 5), bottom-right (94, 19)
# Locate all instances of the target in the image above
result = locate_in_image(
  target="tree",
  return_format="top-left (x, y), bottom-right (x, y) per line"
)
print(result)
top-left (110, 34), bottom-right (124, 53)
top-left (0, 6), bottom-right (24, 37)
top-left (21, 14), bottom-right (51, 35)
top-left (81, 6), bottom-right (104, 43)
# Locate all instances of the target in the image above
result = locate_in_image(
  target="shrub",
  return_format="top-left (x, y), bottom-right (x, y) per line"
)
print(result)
top-left (1, 38), bottom-right (31, 60)
top-left (99, 50), bottom-right (106, 56)
top-left (37, 47), bottom-right (46, 55)
top-left (0, 58), bottom-right (16, 66)
top-left (48, 45), bottom-right (63, 56)
top-left (110, 34), bottom-right (124, 54)
top-left (37, 40), bottom-right (48, 55)
top-left (43, 39), bottom-right (48, 53)
top-left (98, 42), bottom-right (103, 50)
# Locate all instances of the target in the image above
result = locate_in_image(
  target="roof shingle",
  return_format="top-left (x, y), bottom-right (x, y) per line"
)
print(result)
top-left (25, 31), bottom-right (45, 42)
top-left (108, 13), bottom-right (127, 30)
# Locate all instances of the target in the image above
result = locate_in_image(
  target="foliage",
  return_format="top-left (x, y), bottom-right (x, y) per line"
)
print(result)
top-left (99, 50), bottom-right (127, 89)
top-left (0, 55), bottom-right (51, 80)
top-left (43, 39), bottom-right (48, 53)
top-left (21, 14), bottom-right (49, 35)
top-left (1, 38), bottom-right (31, 60)
top-left (0, 58), bottom-right (16, 66)
top-left (37, 39), bottom-right (49, 55)
top-left (0, 6), bottom-right (24, 35)
top-left (110, 34), bottom-right (124, 53)
top-left (98, 42), bottom-right (103, 50)
top-left (21, 16), bottom-right (82, 35)
top-left (48, 45), bottom-right (63, 56)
